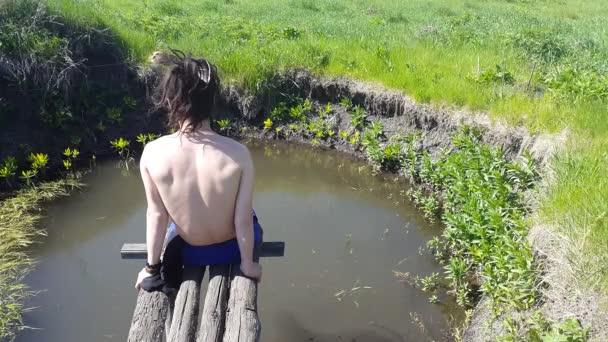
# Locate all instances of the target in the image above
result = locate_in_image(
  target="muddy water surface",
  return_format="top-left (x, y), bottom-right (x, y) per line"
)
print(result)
top-left (19, 140), bottom-right (460, 342)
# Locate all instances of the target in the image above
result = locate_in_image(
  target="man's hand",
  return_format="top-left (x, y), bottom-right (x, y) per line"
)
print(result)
top-left (135, 267), bottom-right (153, 290)
top-left (240, 261), bottom-right (262, 281)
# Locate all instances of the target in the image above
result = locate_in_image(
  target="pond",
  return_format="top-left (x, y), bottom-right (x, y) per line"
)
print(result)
top-left (18, 140), bottom-right (460, 342)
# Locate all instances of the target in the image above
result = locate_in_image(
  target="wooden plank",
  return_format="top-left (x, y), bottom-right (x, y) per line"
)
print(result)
top-left (121, 242), bottom-right (285, 259)
top-left (198, 265), bottom-right (231, 342)
top-left (222, 266), bottom-right (261, 342)
top-left (128, 290), bottom-right (171, 342)
top-left (166, 294), bottom-right (176, 341)
top-left (168, 265), bottom-right (205, 342)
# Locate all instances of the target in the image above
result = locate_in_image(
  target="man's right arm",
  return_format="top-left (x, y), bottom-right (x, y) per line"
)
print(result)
top-left (233, 147), bottom-right (262, 280)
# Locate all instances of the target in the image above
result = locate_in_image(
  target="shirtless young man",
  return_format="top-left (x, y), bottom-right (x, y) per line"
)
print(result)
top-left (135, 52), bottom-right (262, 291)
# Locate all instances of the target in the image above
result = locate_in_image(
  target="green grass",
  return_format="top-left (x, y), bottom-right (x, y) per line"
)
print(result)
top-left (0, 180), bottom-right (79, 341)
top-left (43, 0), bottom-right (607, 130)
top-left (38, 0), bottom-right (608, 295)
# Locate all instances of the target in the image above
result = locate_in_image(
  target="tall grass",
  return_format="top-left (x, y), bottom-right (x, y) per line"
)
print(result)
top-left (0, 180), bottom-right (79, 341)
top-left (540, 138), bottom-right (608, 293)
top-left (43, 0), bottom-right (607, 130)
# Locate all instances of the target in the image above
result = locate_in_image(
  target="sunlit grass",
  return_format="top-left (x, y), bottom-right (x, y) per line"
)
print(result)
top-left (0, 180), bottom-right (80, 340)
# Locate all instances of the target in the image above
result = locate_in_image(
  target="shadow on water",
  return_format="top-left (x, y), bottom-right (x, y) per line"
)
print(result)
top-left (18, 140), bottom-right (461, 342)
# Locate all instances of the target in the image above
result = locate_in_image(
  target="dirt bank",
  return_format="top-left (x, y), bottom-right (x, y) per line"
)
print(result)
top-left (222, 70), bottom-right (561, 165)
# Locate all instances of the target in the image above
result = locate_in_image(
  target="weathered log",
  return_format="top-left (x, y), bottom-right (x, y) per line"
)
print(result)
top-left (168, 265), bottom-right (205, 342)
top-left (198, 265), bottom-right (231, 342)
top-left (121, 242), bottom-right (285, 259)
top-left (128, 290), bottom-right (171, 342)
top-left (222, 266), bottom-right (261, 342)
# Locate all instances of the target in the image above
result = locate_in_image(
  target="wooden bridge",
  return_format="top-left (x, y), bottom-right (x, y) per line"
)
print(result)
top-left (121, 242), bottom-right (284, 342)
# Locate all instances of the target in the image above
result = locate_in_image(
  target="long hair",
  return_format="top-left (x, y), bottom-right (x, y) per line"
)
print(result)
top-left (153, 50), bottom-right (220, 133)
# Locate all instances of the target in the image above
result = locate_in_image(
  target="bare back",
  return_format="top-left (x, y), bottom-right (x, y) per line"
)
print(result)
top-left (140, 130), bottom-right (252, 246)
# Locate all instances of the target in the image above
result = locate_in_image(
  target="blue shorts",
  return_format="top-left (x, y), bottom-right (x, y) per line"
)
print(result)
top-left (165, 210), bottom-right (263, 266)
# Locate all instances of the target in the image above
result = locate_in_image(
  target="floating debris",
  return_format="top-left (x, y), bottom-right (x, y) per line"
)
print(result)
top-left (334, 279), bottom-right (372, 308)
top-left (381, 228), bottom-right (390, 240)
top-left (395, 258), bottom-right (408, 267)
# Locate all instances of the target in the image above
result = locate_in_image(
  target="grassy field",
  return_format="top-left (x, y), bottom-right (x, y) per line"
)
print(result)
top-left (43, 0), bottom-right (607, 294)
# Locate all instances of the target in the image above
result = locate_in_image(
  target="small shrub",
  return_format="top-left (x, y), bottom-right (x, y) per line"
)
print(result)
top-left (349, 130), bottom-right (360, 147)
top-left (28, 152), bottom-right (49, 171)
top-left (283, 26), bottom-right (301, 39)
top-left (544, 67), bottom-right (608, 102)
top-left (40, 107), bottom-right (73, 129)
top-left (216, 119), bottom-right (231, 132)
top-left (350, 106), bottom-right (367, 130)
top-left (361, 120), bottom-right (384, 147)
top-left (19, 169), bottom-right (37, 187)
top-left (510, 29), bottom-right (567, 63)
top-left (0, 156), bottom-right (18, 187)
top-left (123, 96), bottom-right (137, 109)
top-left (470, 64), bottom-right (515, 85)
top-left (263, 118), bottom-right (273, 129)
top-left (62, 147), bottom-right (79, 174)
top-left (106, 107), bottom-right (123, 125)
top-left (339, 97), bottom-right (353, 110)
top-left (110, 137), bottom-right (131, 169)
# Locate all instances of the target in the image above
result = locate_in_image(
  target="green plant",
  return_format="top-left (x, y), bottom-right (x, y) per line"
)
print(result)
top-left (420, 272), bottom-right (441, 292)
top-left (0, 156), bottom-right (18, 187)
top-left (339, 97), bottom-right (353, 110)
top-left (263, 118), bottom-right (273, 129)
top-left (136, 133), bottom-right (148, 146)
top-left (136, 133), bottom-right (161, 147)
top-left (318, 102), bottom-right (332, 118)
top-left (40, 107), bottom-right (73, 129)
top-left (283, 26), bottom-right (301, 39)
top-left (544, 67), bottom-right (608, 103)
top-left (349, 130), bottom-right (360, 146)
top-left (470, 64), bottom-right (515, 85)
top-left (537, 318), bottom-right (588, 341)
top-left (419, 194), bottom-right (439, 221)
top-left (19, 169), bottom-right (37, 187)
top-left (123, 96), bottom-right (137, 109)
top-left (499, 315), bottom-right (589, 341)
top-left (106, 107), bottom-right (123, 125)
top-left (62, 147), bottom-right (79, 174)
top-left (381, 143), bottom-right (402, 171)
top-left (27, 153), bottom-right (49, 171)
top-left (414, 127), bottom-right (537, 314)
top-left (306, 118), bottom-right (330, 139)
top-left (216, 119), bottom-right (231, 131)
top-left (510, 29), bottom-right (567, 63)
top-left (350, 106), bottom-right (367, 130)
top-left (110, 137), bottom-right (131, 169)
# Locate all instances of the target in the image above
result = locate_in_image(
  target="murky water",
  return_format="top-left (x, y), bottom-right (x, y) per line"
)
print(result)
top-left (18, 140), bottom-right (460, 342)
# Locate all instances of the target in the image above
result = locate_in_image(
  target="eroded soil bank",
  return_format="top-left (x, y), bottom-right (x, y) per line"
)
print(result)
top-left (222, 69), bottom-right (560, 161)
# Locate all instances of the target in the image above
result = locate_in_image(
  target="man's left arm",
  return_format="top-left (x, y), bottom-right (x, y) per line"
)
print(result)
top-left (135, 147), bottom-right (169, 289)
